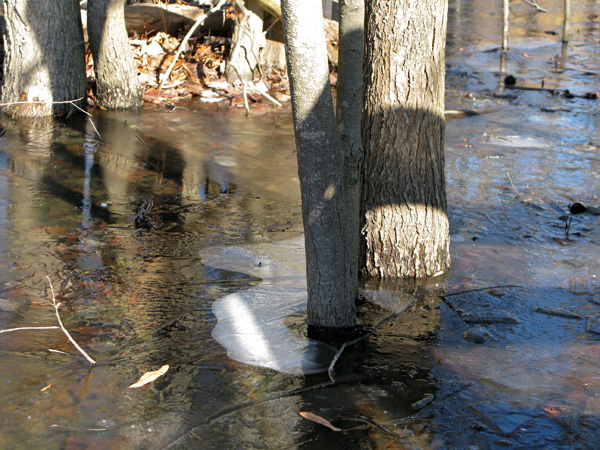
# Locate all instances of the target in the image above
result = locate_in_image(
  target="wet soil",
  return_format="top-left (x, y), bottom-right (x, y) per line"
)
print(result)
top-left (0, 0), bottom-right (599, 449)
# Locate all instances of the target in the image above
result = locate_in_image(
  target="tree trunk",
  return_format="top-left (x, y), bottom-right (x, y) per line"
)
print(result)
top-left (336, 0), bottom-right (364, 311)
top-left (281, 0), bottom-right (357, 329)
top-left (361, 0), bottom-right (450, 279)
top-left (1, 0), bottom-right (86, 117)
top-left (88, 0), bottom-right (143, 109)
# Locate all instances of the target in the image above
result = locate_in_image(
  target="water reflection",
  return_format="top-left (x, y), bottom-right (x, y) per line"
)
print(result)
top-left (0, 0), bottom-right (598, 448)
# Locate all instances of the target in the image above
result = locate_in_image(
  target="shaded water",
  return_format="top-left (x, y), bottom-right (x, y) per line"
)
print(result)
top-left (0, 0), bottom-right (599, 448)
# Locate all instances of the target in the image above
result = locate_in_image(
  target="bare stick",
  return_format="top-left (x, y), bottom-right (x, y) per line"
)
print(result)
top-left (0, 326), bottom-right (59, 335)
top-left (0, 97), bottom-right (84, 106)
top-left (243, 81), bottom-right (250, 115)
top-left (328, 292), bottom-right (418, 381)
top-left (68, 100), bottom-right (102, 140)
top-left (46, 276), bottom-right (96, 365)
top-left (159, 0), bottom-right (228, 90)
top-left (507, 172), bottom-right (520, 196)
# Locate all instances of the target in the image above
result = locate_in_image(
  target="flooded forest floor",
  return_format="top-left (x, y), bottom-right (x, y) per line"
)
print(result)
top-left (0, 1), bottom-right (599, 449)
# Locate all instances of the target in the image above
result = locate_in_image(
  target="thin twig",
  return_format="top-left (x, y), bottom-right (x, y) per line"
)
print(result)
top-left (159, 0), bottom-right (228, 90)
top-left (328, 291), bottom-right (419, 381)
top-left (507, 172), bottom-right (520, 196)
top-left (0, 97), bottom-right (85, 106)
top-left (68, 100), bottom-right (102, 140)
top-left (521, 0), bottom-right (548, 12)
top-left (0, 326), bottom-right (59, 335)
top-left (46, 276), bottom-right (96, 365)
top-left (442, 284), bottom-right (522, 298)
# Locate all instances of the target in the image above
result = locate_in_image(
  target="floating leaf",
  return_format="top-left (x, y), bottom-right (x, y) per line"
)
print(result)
top-left (127, 365), bottom-right (169, 388)
top-left (299, 411), bottom-right (342, 432)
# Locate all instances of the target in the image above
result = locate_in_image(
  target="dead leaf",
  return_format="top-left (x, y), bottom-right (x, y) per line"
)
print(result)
top-left (299, 411), bottom-right (342, 432)
top-left (127, 365), bottom-right (169, 388)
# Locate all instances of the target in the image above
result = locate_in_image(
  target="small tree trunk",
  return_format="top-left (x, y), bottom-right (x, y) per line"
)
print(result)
top-left (1, 0), bottom-right (86, 117)
top-left (562, 0), bottom-right (571, 43)
top-left (88, 0), bottom-right (143, 109)
top-left (502, 0), bottom-right (510, 51)
top-left (336, 0), bottom-right (364, 306)
top-left (282, 0), bottom-right (357, 328)
top-left (361, 0), bottom-right (450, 279)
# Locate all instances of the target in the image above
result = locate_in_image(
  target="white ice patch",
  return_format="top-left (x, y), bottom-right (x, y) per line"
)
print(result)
top-left (487, 135), bottom-right (549, 148)
top-left (200, 237), bottom-right (337, 375)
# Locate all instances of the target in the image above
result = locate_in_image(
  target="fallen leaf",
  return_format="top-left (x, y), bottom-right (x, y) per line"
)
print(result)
top-left (127, 365), bottom-right (169, 388)
top-left (299, 411), bottom-right (342, 432)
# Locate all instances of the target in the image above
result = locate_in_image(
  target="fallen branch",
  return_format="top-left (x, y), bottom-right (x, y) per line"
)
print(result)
top-left (159, 0), bottom-right (228, 90)
top-left (47, 276), bottom-right (96, 366)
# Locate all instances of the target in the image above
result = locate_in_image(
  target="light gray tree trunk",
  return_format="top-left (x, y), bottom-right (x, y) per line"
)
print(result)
top-left (87, 0), bottom-right (143, 109)
top-left (502, 0), bottom-right (510, 51)
top-left (361, 0), bottom-right (450, 278)
top-left (281, 0), bottom-right (357, 329)
top-left (562, 0), bottom-right (571, 43)
top-left (1, 0), bottom-right (86, 117)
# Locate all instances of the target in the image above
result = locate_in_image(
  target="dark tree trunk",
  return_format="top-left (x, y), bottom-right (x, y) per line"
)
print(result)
top-left (88, 0), bottom-right (143, 109)
top-left (1, 0), bottom-right (86, 117)
top-left (361, 0), bottom-right (450, 278)
top-left (336, 0), bottom-right (364, 309)
top-left (282, 0), bottom-right (357, 329)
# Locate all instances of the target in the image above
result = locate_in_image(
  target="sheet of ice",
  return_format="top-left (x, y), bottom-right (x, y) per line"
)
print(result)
top-left (200, 237), bottom-right (337, 375)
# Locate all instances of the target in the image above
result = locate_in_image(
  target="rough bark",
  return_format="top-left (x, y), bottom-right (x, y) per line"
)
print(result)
top-left (361, 0), bottom-right (450, 278)
top-left (88, 0), bottom-right (143, 109)
top-left (336, 0), bottom-right (364, 311)
top-left (281, 0), bottom-right (356, 328)
top-left (1, 0), bottom-right (86, 117)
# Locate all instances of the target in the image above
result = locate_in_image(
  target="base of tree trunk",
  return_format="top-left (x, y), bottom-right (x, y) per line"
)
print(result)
top-left (307, 324), bottom-right (361, 347)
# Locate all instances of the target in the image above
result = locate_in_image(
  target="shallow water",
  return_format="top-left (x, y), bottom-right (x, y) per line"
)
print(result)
top-left (0, 0), bottom-right (599, 448)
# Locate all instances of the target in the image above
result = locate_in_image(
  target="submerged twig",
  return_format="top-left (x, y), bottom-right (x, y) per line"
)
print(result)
top-left (337, 415), bottom-right (397, 436)
top-left (328, 291), bottom-right (418, 381)
top-left (442, 285), bottom-right (522, 298)
top-left (46, 276), bottom-right (96, 365)
top-left (507, 172), bottom-right (520, 196)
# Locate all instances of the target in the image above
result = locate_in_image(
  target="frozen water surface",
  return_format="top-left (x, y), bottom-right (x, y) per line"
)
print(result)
top-left (200, 237), bottom-right (337, 375)
top-left (0, 0), bottom-right (599, 448)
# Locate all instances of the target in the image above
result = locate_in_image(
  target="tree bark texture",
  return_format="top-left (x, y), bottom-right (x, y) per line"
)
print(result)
top-left (361, 0), bottom-right (450, 278)
top-left (88, 0), bottom-right (143, 109)
top-left (336, 0), bottom-right (364, 308)
top-left (1, 0), bottom-right (86, 117)
top-left (282, 0), bottom-right (357, 328)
